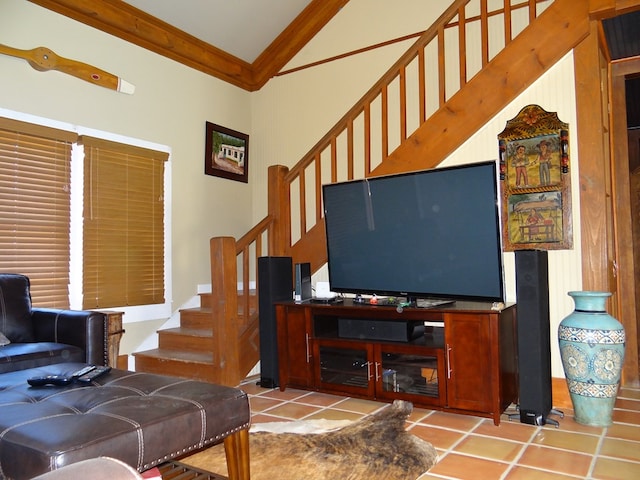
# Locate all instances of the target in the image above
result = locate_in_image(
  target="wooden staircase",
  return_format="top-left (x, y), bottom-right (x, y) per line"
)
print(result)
top-left (134, 288), bottom-right (260, 383)
top-left (134, 0), bottom-right (594, 386)
top-left (133, 293), bottom-right (218, 382)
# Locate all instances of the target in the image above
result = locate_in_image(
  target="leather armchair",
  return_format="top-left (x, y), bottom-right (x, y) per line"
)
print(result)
top-left (0, 273), bottom-right (108, 372)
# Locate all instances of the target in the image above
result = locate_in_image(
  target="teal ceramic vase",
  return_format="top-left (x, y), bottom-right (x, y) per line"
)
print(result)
top-left (558, 291), bottom-right (625, 426)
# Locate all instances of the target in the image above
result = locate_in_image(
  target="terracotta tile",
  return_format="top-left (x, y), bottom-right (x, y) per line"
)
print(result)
top-left (408, 424), bottom-right (466, 450)
top-left (261, 401), bottom-right (322, 420)
top-left (415, 474), bottom-right (443, 480)
top-left (606, 423), bottom-right (640, 442)
top-left (303, 408), bottom-right (365, 422)
top-left (247, 396), bottom-right (282, 412)
top-left (422, 410), bottom-right (484, 432)
top-left (552, 416), bottom-right (604, 435)
top-left (473, 418), bottom-right (538, 443)
top-left (293, 391), bottom-right (344, 407)
top-left (518, 445), bottom-right (593, 477)
top-left (238, 381), bottom-right (269, 395)
top-left (617, 388), bottom-right (640, 401)
top-left (258, 388), bottom-right (309, 401)
top-left (330, 397), bottom-right (385, 414)
top-left (455, 434), bottom-right (524, 462)
top-left (504, 466), bottom-right (584, 479)
top-left (250, 413), bottom-right (293, 423)
top-left (599, 437), bottom-right (640, 462)
top-left (236, 385), bottom-right (640, 479)
top-left (615, 398), bottom-right (640, 411)
top-left (428, 453), bottom-right (509, 479)
top-left (531, 428), bottom-right (600, 454)
top-left (591, 457), bottom-right (640, 480)
top-left (613, 409), bottom-right (640, 425)
top-left (408, 407), bottom-right (435, 423)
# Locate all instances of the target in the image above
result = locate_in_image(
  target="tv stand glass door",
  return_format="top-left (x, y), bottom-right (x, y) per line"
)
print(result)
top-left (314, 339), bottom-right (445, 407)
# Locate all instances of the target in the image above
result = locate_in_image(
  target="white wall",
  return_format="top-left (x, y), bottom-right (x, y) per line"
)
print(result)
top-left (0, 0), bottom-right (254, 351)
top-left (1, 0), bottom-right (585, 377)
top-left (250, 0), bottom-right (582, 377)
top-left (444, 53), bottom-right (583, 377)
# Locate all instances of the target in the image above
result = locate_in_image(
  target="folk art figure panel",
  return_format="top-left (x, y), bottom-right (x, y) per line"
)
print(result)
top-left (498, 104), bottom-right (573, 251)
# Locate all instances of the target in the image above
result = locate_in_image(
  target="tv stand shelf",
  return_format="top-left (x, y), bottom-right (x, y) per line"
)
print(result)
top-left (275, 299), bottom-right (517, 425)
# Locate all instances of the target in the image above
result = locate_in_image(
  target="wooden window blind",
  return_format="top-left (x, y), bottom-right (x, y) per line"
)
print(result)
top-left (82, 136), bottom-right (168, 308)
top-left (0, 118), bottom-right (75, 308)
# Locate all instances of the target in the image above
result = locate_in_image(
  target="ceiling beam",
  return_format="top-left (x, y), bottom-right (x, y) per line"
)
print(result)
top-left (27, 0), bottom-right (349, 92)
top-left (589, 0), bottom-right (640, 18)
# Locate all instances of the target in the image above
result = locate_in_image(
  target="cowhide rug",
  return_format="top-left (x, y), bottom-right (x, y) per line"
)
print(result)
top-left (179, 400), bottom-right (438, 480)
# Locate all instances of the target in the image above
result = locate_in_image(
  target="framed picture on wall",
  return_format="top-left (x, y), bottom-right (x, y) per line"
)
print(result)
top-left (498, 104), bottom-right (573, 251)
top-left (205, 122), bottom-right (249, 183)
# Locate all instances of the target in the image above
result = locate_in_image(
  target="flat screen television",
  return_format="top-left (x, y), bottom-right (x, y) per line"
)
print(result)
top-left (322, 160), bottom-right (504, 303)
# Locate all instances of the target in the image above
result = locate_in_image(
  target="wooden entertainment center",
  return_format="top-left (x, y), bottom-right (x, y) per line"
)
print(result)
top-left (276, 299), bottom-right (517, 425)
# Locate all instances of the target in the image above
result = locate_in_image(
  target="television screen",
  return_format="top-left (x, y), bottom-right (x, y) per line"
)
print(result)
top-left (322, 161), bottom-right (504, 302)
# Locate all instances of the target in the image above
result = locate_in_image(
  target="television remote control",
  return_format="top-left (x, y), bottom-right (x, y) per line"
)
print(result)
top-left (27, 375), bottom-right (73, 387)
top-left (76, 365), bottom-right (112, 384)
top-left (71, 365), bottom-right (96, 378)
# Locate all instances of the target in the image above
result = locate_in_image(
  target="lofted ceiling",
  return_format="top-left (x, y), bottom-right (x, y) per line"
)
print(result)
top-left (27, 0), bottom-right (349, 91)
top-left (121, 0), bottom-right (314, 64)
top-left (26, 0), bottom-right (640, 111)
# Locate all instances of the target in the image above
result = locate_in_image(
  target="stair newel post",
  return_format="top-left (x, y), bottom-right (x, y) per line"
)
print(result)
top-left (210, 236), bottom-right (241, 386)
top-left (268, 165), bottom-right (291, 256)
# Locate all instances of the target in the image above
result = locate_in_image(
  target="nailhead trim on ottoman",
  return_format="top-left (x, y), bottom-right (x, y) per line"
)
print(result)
top-left (0, 363), bottom-right (250, 480)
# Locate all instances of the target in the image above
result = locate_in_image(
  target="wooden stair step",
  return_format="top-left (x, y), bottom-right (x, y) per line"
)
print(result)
top-left (133, 348), bottom-right (216, 382)
top-left (158, 327), bottom-right (214, 352)
top-left (199, 291), bottom-right (258, 309)
top-left (178, 307), bottom-right (213, 329)
top-left (134, 348), bottom-right (213, 363)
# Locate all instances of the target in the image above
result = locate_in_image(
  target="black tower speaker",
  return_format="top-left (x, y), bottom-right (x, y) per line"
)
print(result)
top-left (257, 256), bottom-right (293, 388)
top-left (514, 249), bottom-right (561, 426)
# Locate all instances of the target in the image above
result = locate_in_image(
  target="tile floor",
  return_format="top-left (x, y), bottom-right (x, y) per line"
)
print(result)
top-left (239, 379), bottom-right (640, 480)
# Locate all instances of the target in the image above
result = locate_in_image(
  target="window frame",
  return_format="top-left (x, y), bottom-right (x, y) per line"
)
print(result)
top-left (1, 108), bottom-right (172, 321)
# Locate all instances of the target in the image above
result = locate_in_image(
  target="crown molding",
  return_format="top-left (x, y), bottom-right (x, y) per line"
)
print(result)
top-left (28, 0), bottom-right (348, 91)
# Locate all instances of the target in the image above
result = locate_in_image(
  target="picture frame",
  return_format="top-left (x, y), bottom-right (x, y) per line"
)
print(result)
top-left (205, 122), bottom-right (249, 183)
top-left (498, 104), bottom-right (573, 251)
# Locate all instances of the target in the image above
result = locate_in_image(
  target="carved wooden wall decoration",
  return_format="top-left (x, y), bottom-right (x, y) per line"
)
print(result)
top-left (498, 104), bottom-right (572, 251)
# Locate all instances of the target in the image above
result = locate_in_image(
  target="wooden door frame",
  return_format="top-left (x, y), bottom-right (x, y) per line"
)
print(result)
top-left (611, 56), bottom-right (640, 387)
top-left (574, 20), bottom-right (640, 386)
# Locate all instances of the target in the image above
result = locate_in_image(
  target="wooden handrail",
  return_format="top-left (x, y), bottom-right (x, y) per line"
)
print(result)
top-left (208, 0), bottom-right (563, 384)
top-left (235, 215), bottom-right (273, 254)
top-left (215, 0), bottom-right (554, 308)
top-left (281, 0), bottom-right (552, 256)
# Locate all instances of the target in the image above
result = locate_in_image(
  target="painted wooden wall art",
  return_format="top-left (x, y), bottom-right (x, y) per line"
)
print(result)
top-left (498, 104), bottom-right (572, 251)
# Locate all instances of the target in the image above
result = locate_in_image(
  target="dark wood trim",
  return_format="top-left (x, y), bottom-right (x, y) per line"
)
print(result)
top-left (574, 22), bottom-right (611, 294)
top-left (27, 0), bottom-right (348, 91)
top-left (611, 57), bottom-right (640, 386)
top-left (574, 21), bottom-right (640, 386)
top-left (574, 22), bottom-right (617, 296)
top-left (251, 0), bottom-right (350, 88)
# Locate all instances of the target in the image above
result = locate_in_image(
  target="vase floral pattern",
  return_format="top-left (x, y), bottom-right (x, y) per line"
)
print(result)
top-left (558, 291), bottom-right (625, 426)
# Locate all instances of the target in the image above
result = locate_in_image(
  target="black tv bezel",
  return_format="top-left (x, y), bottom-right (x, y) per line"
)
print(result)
top-left (322, 161), bottom-right (505, 303)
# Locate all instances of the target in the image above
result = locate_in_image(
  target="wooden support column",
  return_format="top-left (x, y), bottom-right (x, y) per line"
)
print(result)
top-left (210, 236), bottom-right (241, 386)
top-left (573, 22), bottom-right (613, 294)
top-left (268, 165), bottom-right (291, 257)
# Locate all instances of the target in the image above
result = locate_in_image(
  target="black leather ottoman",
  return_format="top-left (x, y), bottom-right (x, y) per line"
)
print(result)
top-left (0, 363), bottom-right (250, 480)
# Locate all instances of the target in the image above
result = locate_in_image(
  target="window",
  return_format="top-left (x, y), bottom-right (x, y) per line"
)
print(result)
top-left (0, 115), bottom-right (169, 311)
top-left (82, 136), bottom-right (168, 308)
top-left (0, 118), bottom-right (75, 307)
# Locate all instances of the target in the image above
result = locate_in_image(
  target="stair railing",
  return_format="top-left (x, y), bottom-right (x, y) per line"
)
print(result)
top-left (209, 0), bottom-right (557, 383)
top-left (278, 0), bottom-right (554, 268)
